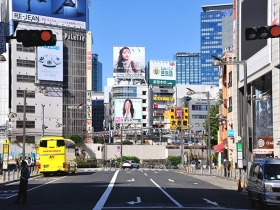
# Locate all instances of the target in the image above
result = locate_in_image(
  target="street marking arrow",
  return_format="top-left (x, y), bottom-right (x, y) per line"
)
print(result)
top-left (168, 179), bottom-right (174, 182)
top-left (203, 198), bottom-right (219, 206)
top-left (127, 197), bottom-right (141, 205)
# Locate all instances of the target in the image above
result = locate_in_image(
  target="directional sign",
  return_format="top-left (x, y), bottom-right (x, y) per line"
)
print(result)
top-left (127, 197), bottom-right (141, 205)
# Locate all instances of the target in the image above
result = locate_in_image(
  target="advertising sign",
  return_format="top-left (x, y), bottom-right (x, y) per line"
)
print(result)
top-left (113, 46), bottom-right (145, 77)
top-left (228, 129), bottom-right (234, 137)
top-left (12, 0), bottom-right (87, 29)
top-left (114, 98), bottom-right (142, 123)
top-left (149, 60), bottom-right (176, 86)
top-left (0, 22), bottom-right (6, 53)
top-left (37, 40), bottom-right (63, 81)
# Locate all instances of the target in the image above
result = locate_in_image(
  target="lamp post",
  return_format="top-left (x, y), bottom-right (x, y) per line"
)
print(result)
top-left (187, 88), bottom-right (212, 174)
top-left (211, 56), bottom-right (248, 176)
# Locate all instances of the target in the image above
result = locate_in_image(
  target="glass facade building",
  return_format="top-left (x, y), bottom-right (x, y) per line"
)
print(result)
top-left (176, 53), bottom-right (201, 85)
top-left (200, 4), bottom-right (233, 86)
top-left (92, 54), bottom-right (103, 92)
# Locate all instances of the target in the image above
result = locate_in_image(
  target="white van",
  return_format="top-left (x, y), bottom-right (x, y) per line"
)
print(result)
top-left (247, 158), bottom-right (280, 208)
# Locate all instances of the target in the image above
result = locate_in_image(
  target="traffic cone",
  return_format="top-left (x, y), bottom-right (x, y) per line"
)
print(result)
top-left (237, 179), bottom-right (242, 192)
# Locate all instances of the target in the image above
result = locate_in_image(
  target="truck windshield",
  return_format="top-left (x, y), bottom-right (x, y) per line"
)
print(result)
top-left (264, 164), bottom-right (280, 180)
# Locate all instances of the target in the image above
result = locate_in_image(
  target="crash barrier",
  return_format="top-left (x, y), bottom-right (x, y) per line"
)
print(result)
top-left (0, 166), bottom-right (40, 183)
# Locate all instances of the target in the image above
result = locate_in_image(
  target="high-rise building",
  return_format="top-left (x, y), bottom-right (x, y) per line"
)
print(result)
top-left (92, 54), bottom-right (102, 92)
top-left (200, 4), bottom-right (233, 86)
top-left (175, 53), bottom-right (201, 85)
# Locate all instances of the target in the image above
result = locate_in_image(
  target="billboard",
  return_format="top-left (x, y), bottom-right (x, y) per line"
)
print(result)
top-left (12, 0), bottom-right (87, 29)
top-left (37, 41), bottom-right (63, 81)
top-left (149, 60), bottom-right (176, 86)
top-left (114, 98), bottom-right (142, 124)
top-left (113, 46), bottom-right (145, 77)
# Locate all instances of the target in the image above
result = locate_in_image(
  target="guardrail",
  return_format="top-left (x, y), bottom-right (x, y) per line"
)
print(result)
top-left (0, 166), bottom-right (40, 183)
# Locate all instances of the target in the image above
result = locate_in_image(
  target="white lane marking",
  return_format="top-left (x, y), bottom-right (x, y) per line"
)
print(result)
top-left (150, 179), bottom-right (183, 208)
top-left (93, 170), bottom-right (119, 210)
top-left (144, 173), bottom-right (147, 176)
top-left (202, 198), bottom-right (219, 206)
top-left (127, 178), bottom-right (134, 182)
top-left (168, 179), bottom-right (174, 182)
top-left (127, 196), bottom-right (141, 205)
top-left (155, 172), bottom-right (158, 173)
top-left (5, 176), bottom-right (66, 199)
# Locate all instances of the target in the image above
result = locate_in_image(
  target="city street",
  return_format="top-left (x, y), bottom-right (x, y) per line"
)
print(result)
top-left (0, 168), bottom-right (258, 210)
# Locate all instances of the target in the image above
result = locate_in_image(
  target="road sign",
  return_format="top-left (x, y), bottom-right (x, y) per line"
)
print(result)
top-left (175, 108), bottom-right (184, 119)
top-left (3, 139), bottom-right (9, 144)
top-left (0, 22), bottom-right (6, 53)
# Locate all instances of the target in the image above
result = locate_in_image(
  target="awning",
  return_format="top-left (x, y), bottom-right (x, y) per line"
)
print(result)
top-left (214, 143), bottom-right (224, 153)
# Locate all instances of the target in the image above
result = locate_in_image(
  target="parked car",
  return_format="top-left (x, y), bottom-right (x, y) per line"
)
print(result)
top-left (122, 160), bottom-right (140, 169)
top-left (247, 158), bottom-right (280, 208)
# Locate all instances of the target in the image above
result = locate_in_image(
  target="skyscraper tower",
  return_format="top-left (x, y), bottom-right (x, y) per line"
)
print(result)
top-left (92, 53), bottom-right (103, 92)
top-left (200, 4), bottom-right (233, 86)
top-left (175, 52), bottom-right (201, 85)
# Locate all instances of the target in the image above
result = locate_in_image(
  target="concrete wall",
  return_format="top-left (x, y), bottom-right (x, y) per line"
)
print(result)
top-left (84, 143), bottom-right (209, 162)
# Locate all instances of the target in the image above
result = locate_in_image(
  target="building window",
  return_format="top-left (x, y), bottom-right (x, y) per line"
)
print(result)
top-left (16, 121), bottom-right (35, 128)
top-left (228, 97), bottom-right (232, 113)
top-left (142, 91), bottom-right (147, 95)
top-left (142, 107), bottom-right (146, 111)
top-left (17, 90), bottom-right (35, 98)
top-left (16, 44), bottom-right (35, 53)
top-left (16, 59), bottom-right (35, 68)
top-left (17, 75), bottom-right (35, 83)
top-left (16, 136), bottom-right (35, 143)
top-left (228, 71), bottom-right (232, 88)
top-left (143, 99), bottom-right (146, 103)
top-left (17, 105), bottom-right (35, 113)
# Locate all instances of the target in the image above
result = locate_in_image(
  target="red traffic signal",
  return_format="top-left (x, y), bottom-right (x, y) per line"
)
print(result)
top-left (16, 30), bottom-right (57, 47)
top-left (245, 25), bottom-right (280, 40)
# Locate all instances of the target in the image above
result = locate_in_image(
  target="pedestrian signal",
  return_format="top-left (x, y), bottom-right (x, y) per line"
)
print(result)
top-left (16, 30), bottom-right (57, 47)
top-left (245, 25), bottom-right (280, 40)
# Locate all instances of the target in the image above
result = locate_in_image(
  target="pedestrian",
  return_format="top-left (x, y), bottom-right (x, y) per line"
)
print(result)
top-left (109, 158), bottom-right (113, 168)
top-left (242, 157), bottom-right (247, 172)
top-left (13, 160), bottom-right (30, 204)
top-left (224, 158), bottom-right (231, 177)
top-left (194, 155), bottom-right (199, 170)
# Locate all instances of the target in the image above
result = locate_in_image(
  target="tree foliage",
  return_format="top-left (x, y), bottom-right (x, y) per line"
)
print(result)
top-left (166, 155), bottom-right (181, 166)
top-left (68, 134), bottom-right (83, 147)
top-left (204, 90), bottom-right (222, 147)
top-left (122, 140), bottom-right (133, 145)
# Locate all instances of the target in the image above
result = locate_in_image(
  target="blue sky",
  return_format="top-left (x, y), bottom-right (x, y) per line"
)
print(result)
top-left (89, 0), bottom-right (231, 90)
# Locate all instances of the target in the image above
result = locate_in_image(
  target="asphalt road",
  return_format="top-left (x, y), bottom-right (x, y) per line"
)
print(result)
top-left (0, 168), bottom-right (266, 210)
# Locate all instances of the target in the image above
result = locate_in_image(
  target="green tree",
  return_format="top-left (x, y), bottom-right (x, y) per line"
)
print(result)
top-left (166, 156), bottom-right (181, 166)
top-left (204, 90), bottom-right (222, 147)
top-left (122, 140), bottom-right (133, 145)
top-left (68, 134), bottom-right (83, 147)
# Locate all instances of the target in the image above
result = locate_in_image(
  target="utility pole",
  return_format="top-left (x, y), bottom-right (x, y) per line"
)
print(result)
top-left (120, 125), bottom-right (123, 167)
top-left (22, 90), bottom-right (27, 160)
top-left (42, 104), bottom-right (45, 136)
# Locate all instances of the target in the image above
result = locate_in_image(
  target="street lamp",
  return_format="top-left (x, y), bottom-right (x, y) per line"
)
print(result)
top-left (211, 55), bottom-right (249, 176)
top-left (186, 88), bottom-right (212, 174)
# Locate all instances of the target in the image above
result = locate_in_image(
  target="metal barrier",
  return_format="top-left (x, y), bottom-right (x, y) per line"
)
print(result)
top-left (1, 166), bottom-right (39, 183)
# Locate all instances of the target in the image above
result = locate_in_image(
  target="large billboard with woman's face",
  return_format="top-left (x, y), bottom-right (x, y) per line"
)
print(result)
top-left (114, 98), bottom-right (142, 124)
top-left (113, 46), bottom-right (145, 77)
top-left (12, 0), bottom-right (87, 29)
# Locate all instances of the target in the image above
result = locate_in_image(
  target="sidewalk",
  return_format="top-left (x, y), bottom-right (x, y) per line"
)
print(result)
top-left (178, 166), bottom-right (248, 192)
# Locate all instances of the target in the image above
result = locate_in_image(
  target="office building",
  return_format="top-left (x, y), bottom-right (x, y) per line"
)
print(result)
top-left (92, 54), bottom-right (102, 92)
top-left (200, 4), bottom-right (233, 86)
top-left (175, 53), bottom-right (201, 85)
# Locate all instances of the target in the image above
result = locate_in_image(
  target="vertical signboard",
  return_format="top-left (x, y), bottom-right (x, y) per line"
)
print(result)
top-left (237, 142), bottom-right (243, 168)
top-left (2, 139), bottom-right (9, 170)
top-left (0, 22), bottom-right (6, 53)
top-left (86, 91), bottom-right (92, 143)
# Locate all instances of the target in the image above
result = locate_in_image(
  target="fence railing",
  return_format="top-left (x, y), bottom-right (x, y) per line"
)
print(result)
top-left (0, 166), bottom-right (40, 183)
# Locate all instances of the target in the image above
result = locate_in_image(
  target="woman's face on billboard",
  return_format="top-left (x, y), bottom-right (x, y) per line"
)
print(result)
top-left (122, 49), bottom-right (131, 60)
top-left (125, 100), bottom-right (131, 110)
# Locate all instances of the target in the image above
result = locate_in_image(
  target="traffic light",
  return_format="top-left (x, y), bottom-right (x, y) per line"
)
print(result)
top-left (16, 30), bottom-right (57, 47)
top-left (245, 25), bottom-right (280, 40)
